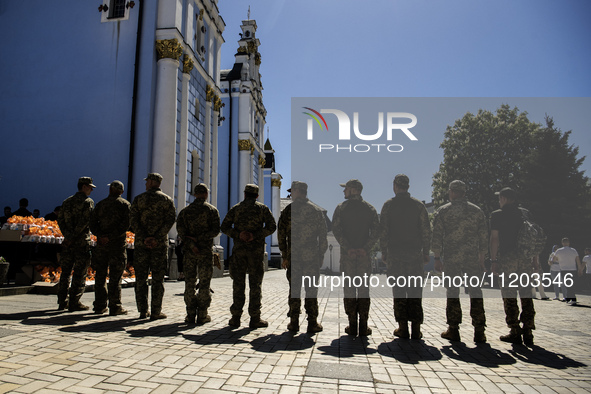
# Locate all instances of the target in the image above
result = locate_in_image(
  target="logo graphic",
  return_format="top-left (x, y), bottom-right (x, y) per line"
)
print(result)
top-left (303, 107), bottom-right (329, 138)
top-left (303, 107), bottom-right (418, 153)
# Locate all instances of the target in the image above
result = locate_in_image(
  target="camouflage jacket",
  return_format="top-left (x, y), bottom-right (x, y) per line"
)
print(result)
top-left (278, 198), bottom-right (328, 263)
top-left (332, 195), bottom-right (379, 252)
top-left (379, 191), bottom-right (431, 255)
top-left (89, 194), bottom-right (131, 249)
top-left (221, 197), bottom-right (276, 251)
top-left (431, 197), bottom-right (488, 265)
top-left (130, 187), bottom-right (176, 243)
top-left (57, 191), bottom-right (94, 246)
top-left (176, 198), bottom-right (220, 255)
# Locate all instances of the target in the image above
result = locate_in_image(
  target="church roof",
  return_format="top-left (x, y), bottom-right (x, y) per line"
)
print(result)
top-left (264, 138), bottom-right (273, 151)
top-left (222, 63), bottom-right (243, 81)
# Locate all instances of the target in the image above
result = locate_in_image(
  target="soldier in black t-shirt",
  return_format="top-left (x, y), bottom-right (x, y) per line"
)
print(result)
top-left (490, 187), bottom-right (538, 346)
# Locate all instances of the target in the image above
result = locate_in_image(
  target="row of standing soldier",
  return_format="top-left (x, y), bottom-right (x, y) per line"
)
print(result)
top-left (55, 173), bottom-right (539, 346)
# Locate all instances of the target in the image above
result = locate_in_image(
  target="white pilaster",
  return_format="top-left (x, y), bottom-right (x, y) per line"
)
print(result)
top-left (177, 70), bottom-right (191, 210)
top-left (151, 56), bottom-right (179, 201)
top-left (204, 100), bottom-right (212, 189)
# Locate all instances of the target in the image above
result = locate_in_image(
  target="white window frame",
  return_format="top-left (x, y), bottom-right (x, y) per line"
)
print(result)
top-left (100, 0), bottom-right (132, 23)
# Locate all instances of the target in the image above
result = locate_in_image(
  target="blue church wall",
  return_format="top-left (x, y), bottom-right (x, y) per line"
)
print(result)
top-left (0, 1), bottom-right (144, 215)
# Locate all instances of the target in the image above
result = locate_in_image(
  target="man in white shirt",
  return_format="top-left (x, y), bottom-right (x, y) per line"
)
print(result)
top-left (553, 238), bottom-right (583, 305)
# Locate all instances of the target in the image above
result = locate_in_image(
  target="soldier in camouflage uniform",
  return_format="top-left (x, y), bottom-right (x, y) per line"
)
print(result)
top-left (490, 187), bottom-right (537, 346)
top-left (89, 180), bottom-right (130, 316)
top-left (57, 177), bottom-right (95, 311)
top-left (332, 179), bottom-right (379, 337)
top-left (278, 181), bottom-right (328, 333)
top-left (379, 174), bottom-right (431, 340)
top-left (432, 180), bottom-right (488, 343)
top-left (176, 183), bottom-right (220, 325)
top-left (221, 184), bottom-right (276, 329)
top-left (130, 173), bottom-right (176, 320)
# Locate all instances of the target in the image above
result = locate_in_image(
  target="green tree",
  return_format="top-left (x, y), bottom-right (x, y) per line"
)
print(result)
top-left (520, 116), bottom-right (591, 253)
top-left (433, 106), bottom-right (591, 257)
top-left (432, 105), bottom-right (537, 216)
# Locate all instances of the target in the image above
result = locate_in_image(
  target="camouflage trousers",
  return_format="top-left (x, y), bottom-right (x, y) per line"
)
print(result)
top-left (184, 251), bottom-right (213, 317)
top-left (286, 265), bottom-right (319, 320)
top-left (388, 251), bottom-right (424, 324)
top-left (134, 242), bottom-right (168, 315)
top-left (92, 246), bottom-right (126, 311)
top-left (57, 243), bottom-right (91, 306)
top-left (500, 251), bottom-right (535, 330)
top-left (341, 252), bottom-right (371, 319)
top-left (445, 287), bottom-right (486, 327)
top-left (229, 248), bottom-right (265, 319)
top-left (444, 265), bottom-right (486, 327)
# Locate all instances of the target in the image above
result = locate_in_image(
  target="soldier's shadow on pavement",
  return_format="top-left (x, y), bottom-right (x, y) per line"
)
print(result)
top-left (58, 317), bottom-right (152, 333)
top-left (126, 321), bottom-right (195, 337)
top-left (509, 344), bottom-right (587, 369)
top-left (317, 335), bottom-right (377, 358)
top-left (0, 309), bottom-right (66, 323)
top-left (377, 339), bottom-right (442, 364)
top-left (440, 342), bottom-right (515, 367)
top-left (19, 311), bottom-right (106, 327)
top-left (183, 326), bottom-right (250, 346)
top-left (250, 331), bottom-right (315, 353)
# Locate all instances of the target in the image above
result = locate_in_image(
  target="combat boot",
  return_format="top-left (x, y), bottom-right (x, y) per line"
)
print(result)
top-left (57, 299), bottom-right (69, 311)
top-left (197, 312), bottom-right (211, 325)
top-left (109, 307), bottom-right (127, 316)
top-left (358, 318), bottom-right (372, 336)
top-left (69, 302), bottom-right (90, 312)
top-left (307, 317), bottom-right (323, 334)
top-left (345, 314), bottom-right (358, 336)
top-left (185, 313), bottom-right (196, 325)
top-left (139, 310), bottom-right (150, 319)
top-left (394, 322), bottom-right (410, 339)
top-left (228, 315), bottom-right (240, 328)
top-left (411, 322), bottom-right (423, 340)
top-left (287, 316), bottom-right (299, 332)
top-left (150, 312), bottom-right (167, 321)
top-left (500, 326), bottom-right (522, 344)
top-left (473, 326), bottom-right (487, 343)
top-left (522, 328), bottom-right (534, 346)
top-left (441, 325), bottom-right (461, 341)
top-left (249, 318), bottom-right (269, 329)
top-left (94, 307), bottom-right (108, 314)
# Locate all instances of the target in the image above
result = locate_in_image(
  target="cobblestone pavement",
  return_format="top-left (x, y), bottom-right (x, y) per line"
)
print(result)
top-left (0, 269), bottom-right (590, 393)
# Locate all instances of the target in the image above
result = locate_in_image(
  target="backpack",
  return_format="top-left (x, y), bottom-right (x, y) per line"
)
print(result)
top-left (516, 209), bottom-right (546, 258)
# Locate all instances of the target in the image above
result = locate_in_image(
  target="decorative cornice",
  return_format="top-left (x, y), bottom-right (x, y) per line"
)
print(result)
top-left (255, 53), bottom-right (261, 66)
top-left (182, 54), bottom-right (194, 74)
top-left (213, 96), bottom-right (222, 112)
top-left (237, 46), bottom-right (247, 54)
top-left (258, 156), bottom-right (266, 166)
top-left (247, 41), bottom-right (257, 54)
top-left (238, 139), bottom-right (252, 151)
top-left (155, 39), bottom-right (183, 61)
top-left (271, 179), bottom-right (281, 188)
top-left (206, 85), bottom-right (214, 102)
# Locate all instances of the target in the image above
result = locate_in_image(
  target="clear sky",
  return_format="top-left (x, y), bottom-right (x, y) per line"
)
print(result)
top-left (217, 0), bottom-right (591, 206)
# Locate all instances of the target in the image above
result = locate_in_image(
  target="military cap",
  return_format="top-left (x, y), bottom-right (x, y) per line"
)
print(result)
top-left (108, 180), bottom-right (124, 192)
top-left (393, 174), bottom-right (409, 187)
top-left (78, 177), bottom-right (96, 188)
top-left (339, 179), bottom-right (363, 191)
top-left (495, 187), bottom-right (517, 200)
top-left (244, 184), bottom-right (259, 194)
top-left (145, 173), bottom-right (163, 183)
top-left (194, 183), bottom-right (209, 194)
top-left (287, 181), bottom-right (308, 193)
top-left (449, 180), bottom-right (466, 193)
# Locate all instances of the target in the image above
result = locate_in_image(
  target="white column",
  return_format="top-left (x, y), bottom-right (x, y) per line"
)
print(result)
top-left (177, 57), bottom-right (192, 211)
top-left (212, 105), bottom-right (220, 208)
top-left (204, 99), bottom-right (212, 189)
top-left (152, 39), bottom-right (182, 203)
